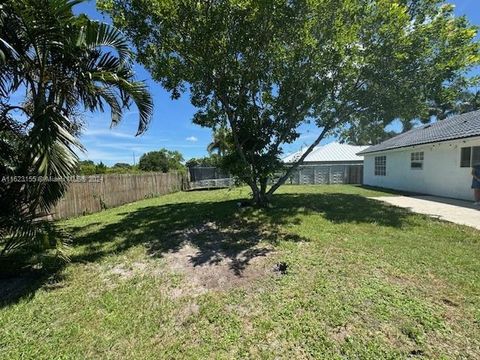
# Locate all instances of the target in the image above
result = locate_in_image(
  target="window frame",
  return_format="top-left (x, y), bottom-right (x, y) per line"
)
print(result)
top-left (460, 147), bottom-right (471, 168)
top-left (410, 151), bottom-right (424, 170)
top-left (473, 146), bottom-right (480, 167)
top-left (374, 156), bottom-right (386, 176)
top-left (460, 146), bottom-right (480, 168)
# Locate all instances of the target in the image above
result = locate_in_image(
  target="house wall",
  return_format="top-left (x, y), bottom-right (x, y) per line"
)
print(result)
top-left (281, 164), bottom-right (363, 185)
top-left (363, 136), bottom-right (480, 201)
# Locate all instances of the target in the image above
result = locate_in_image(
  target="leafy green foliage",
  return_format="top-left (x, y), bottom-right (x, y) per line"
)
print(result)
top-left (107, 162), bottom-right (140, 174)
top-left (338, 123), bottom-right (400, 146)
top-left (185, 155), bottom-right (222, 168)
top-left (94, 162), bottom-right (108, 174)
top-left (138, 149), bottom-right (185, 173)
top-left (0, 0), bottom-right (153, 257)
top-left (100, 0), bottom-right (479, 205)
top-left (112, 162), bottom-right (131, 169)
top-left (77, 160), bottom-right (96, 175)
top-left (76, 160), bottom-right (147, 175)
top-left (340, 84), bottom-right (480, 145)
top-left (207, 127), bottom-right (233, 157)
top-left (79, 161), bottom-right (109, 175)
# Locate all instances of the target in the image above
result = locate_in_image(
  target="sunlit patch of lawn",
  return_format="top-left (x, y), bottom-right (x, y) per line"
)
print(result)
top-left (1, 185), bottom-right (479, 359)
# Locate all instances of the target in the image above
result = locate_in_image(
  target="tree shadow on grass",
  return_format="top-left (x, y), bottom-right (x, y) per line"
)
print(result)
top-left (272, 193), bottom-right (412, 228)
top-left (0, 192), bottom-right (412, 307)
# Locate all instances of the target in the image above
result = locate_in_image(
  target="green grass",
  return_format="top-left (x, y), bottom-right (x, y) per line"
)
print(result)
top-left (1, 185), bottom-right (479, 359)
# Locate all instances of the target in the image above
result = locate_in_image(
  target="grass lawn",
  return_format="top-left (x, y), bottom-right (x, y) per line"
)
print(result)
top-left (1, 185), bottom-right (479, 359)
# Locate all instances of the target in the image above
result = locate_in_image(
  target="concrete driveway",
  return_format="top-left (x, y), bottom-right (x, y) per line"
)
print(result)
top-left (371, 195), bottom-right (480, 230)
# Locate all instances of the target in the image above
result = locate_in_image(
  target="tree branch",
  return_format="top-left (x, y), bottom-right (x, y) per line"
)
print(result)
top-left (214, 82), bottom-right (260, 194)
top-left (267, 124), bottom-right (332, 196)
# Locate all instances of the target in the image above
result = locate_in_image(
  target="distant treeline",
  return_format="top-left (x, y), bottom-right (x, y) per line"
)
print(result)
top-left (77, 160), bottom-right (142, 175)
top-left (78, 150), bottom-right (222, 175)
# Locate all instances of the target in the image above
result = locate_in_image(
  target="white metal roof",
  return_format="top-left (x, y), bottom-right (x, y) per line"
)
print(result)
top-left (283, 142), bottom-right (368, 163)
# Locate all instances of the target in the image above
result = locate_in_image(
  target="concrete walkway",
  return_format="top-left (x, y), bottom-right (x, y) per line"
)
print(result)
top-left (371, 195), bottom-right (480, 230)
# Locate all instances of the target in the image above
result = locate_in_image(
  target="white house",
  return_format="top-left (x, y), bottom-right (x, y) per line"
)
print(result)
top-left (282, 142), bottom-right (368, 184)
top-left (358, 110), bottom-right (480, 201)
top-left (283, 142), bottom-right (368, 165)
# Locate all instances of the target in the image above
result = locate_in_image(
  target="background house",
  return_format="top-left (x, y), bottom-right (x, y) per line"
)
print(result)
top-left (282, 142), bottom-right (368, 184)
top-left (358, 110), bottom-right (480, 201)
top-left (283, 142), bottom-right (368, 165)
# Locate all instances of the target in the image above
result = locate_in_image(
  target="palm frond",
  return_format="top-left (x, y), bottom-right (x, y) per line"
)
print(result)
top-left (81, 21), bottom-right (132, 64)
top-left (96, 86), bottom-right (123, 126)
top-left (26, 109), bottom-right (83, 211)
top-left (91, 72), bottom-right (153, 134)
top-left (123, 81), bottom-right (154, 135)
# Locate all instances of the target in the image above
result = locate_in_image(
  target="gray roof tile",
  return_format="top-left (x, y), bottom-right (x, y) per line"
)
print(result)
top-left (358, 110), bottom-right (480, 155)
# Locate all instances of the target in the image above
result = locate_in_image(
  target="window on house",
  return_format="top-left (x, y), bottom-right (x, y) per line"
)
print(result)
top-left (411, 152), bottom-right (424, 169)
top-left (473, 147), bottom-right (480, 166)
top-left (374, 156), bottom-right (386, 176)
top-left (461, 147), bottom-right (471, 167)
top-left (460, 146), bottom-right (480, 167)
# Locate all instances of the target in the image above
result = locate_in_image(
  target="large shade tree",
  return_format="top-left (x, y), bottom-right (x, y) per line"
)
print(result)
top-left (101, 0), bottom-right (479, 206)
top-left (0, 0), bottom-right (153, 255)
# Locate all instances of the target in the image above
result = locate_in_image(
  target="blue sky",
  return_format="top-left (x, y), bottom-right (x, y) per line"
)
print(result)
top-left (73, 0), bottom-right (480, 165)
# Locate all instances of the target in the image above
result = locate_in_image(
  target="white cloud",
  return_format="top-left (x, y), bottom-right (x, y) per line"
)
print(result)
top-left (89, 140), bottom-right (169, 150)
top-left (172, 144), bottom-right (204, 148)
top-left (83, 128), bottom-right (136, 139)
top-left (78, 149), bottom-right (134, 164)
top-left (186, 136), bottom-right (198, 142)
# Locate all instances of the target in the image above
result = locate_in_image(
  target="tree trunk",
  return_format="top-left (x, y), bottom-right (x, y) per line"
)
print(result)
top-left (251, 187), bottom-right (270, 207)
top-left (250, 178), bottom-right (271, 207)
top-left (267, 126), bottom-right (331, 197)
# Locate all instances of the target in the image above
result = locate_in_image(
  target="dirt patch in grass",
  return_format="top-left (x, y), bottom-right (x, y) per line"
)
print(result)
top-left (104, 261), bottom-right (152, 280)
top-left (331, 323), bottom-right (354, 342)
top-left (163, 241), bottom-right (274, 297)
top-left (155, 221), bottom-right (276, 297)
top-left (175, 301), bottom-right (201, 326)
top-left (102, 221), bottom-right (277, 297)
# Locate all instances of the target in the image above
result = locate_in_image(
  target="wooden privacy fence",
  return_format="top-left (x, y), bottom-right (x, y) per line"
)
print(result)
top-left (52, 172), bottom-right (187, 219)
top-left (285, 164), bottom-right (363, 185)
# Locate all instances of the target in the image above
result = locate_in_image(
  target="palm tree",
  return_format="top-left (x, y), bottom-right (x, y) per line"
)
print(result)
top-left (0, 0), bottom-right (153, 255)
top-left (207, 127), bottom-right (231, 157)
